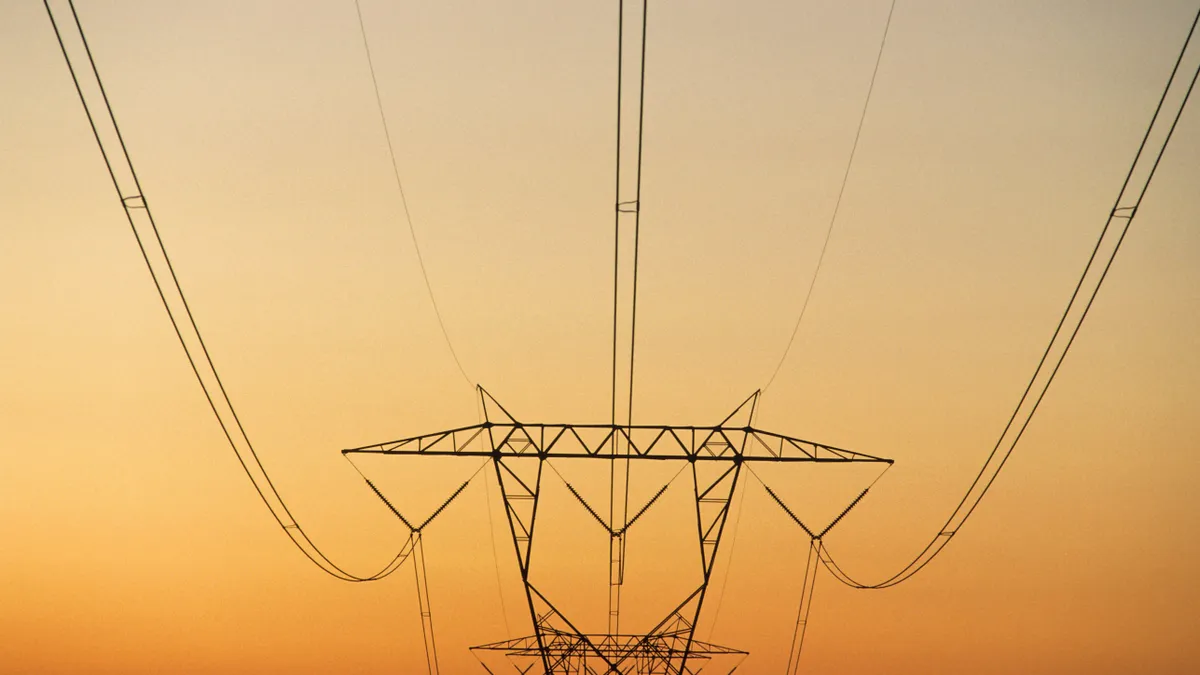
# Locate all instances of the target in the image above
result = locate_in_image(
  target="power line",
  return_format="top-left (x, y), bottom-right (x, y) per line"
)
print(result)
top-left (349, 456), bottom-right (491, 675)
top-left (712, 4), bottom-right (897, 635)
top-left (702, 3), bottom-right (897, 654)
top-left (412, 533), bottom-right (442, 675)
top-left (783, 539), bottom-right (821, 675)
top-left (704, 476), bottom-right (747, 639)
top-left (44, 0), bottom-right (413, 583)
top-left (763, 0), bottom-right (898, 393)
top-left (610, 0), bottom-right (652, 428)
top-left (483, 467), bottom-right (513, 636)
top-left (472, 380), bottom-right (513, 636)
top-left (626, 0), bottom-right (650, 430)
top-left (352, 0), bottom-right (474, 390)
top-left (610, 0), bottom-right (625, 428)
top-left (820, 5), bottom-right (1200, 590)
top-left (607, 0), bottom-right (652, 636)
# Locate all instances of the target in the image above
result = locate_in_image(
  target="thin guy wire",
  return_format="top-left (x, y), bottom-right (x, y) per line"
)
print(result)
top-left (784, 539), bottom-right (821, 675)
top-left (423, 541), bottom-right (442, 675)
top-left (46, 0), bottom-right (408, 582)
top-left (820, 6), bottom-right (1200, 589)
top-left (413, 534), bottom-right (438, 675)
top-left (705, 475), bottom-right (747, 639)
top-left (483, 466), bottom-right (513, 636)
top-left (783, 540), bottom-right (810, 675)
top-left (353, 0), bottom-right (473, 389)
top-left (473, 388), bottom-right (513, 636)
top-left (763, 0), bottom-right (897, 393)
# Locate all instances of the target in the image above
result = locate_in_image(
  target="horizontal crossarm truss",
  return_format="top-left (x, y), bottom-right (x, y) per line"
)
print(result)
top-left (343, 423), bottom-right (891, 465)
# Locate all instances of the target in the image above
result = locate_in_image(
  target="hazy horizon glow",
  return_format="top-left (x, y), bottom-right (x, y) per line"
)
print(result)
top-left (2, 1), bottom-right (1198, 673)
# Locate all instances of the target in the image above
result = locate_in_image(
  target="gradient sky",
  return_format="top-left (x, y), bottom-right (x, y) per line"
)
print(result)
top-left (2, 1), bottom-right (1198, 673)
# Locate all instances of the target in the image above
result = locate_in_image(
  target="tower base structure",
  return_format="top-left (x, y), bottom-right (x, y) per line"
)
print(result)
top-left (471, 628), bottom-right (746, 674)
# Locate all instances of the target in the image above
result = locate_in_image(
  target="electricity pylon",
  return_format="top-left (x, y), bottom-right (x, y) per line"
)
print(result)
top-left (345, 387), bottom-right (891, 674)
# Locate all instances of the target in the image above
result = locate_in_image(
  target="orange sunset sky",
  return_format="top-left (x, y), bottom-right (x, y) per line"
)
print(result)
top-left (2, 1), bottom-right (1199, 674)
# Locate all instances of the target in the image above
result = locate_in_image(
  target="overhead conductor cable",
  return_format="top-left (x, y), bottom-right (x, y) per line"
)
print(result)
top-left (44, 0), bottom-right (418, 582)
top-left (353, 0), bottom-right (474, 390)
top-left (821, 5), bottom-right (1200, 589)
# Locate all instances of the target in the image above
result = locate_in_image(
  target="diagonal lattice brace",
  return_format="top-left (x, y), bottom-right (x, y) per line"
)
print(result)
top-left (356, 389), bottom-right (891, 673)
top-left (528, 584), bottom-right (621, 674)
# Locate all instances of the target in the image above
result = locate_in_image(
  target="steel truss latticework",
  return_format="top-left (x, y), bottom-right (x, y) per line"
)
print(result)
top-left (345, 388), bottom-right (892, 674)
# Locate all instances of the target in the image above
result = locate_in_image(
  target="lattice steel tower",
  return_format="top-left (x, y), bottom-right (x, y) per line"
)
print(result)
top-left (347, 388), bottom-right (889, 674)
top-left (342, 2), bottom-right (894, 673)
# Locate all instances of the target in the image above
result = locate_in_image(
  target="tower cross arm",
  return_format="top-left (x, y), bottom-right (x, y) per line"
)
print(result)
top-left (342, 422), bottom-right (893, 464)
